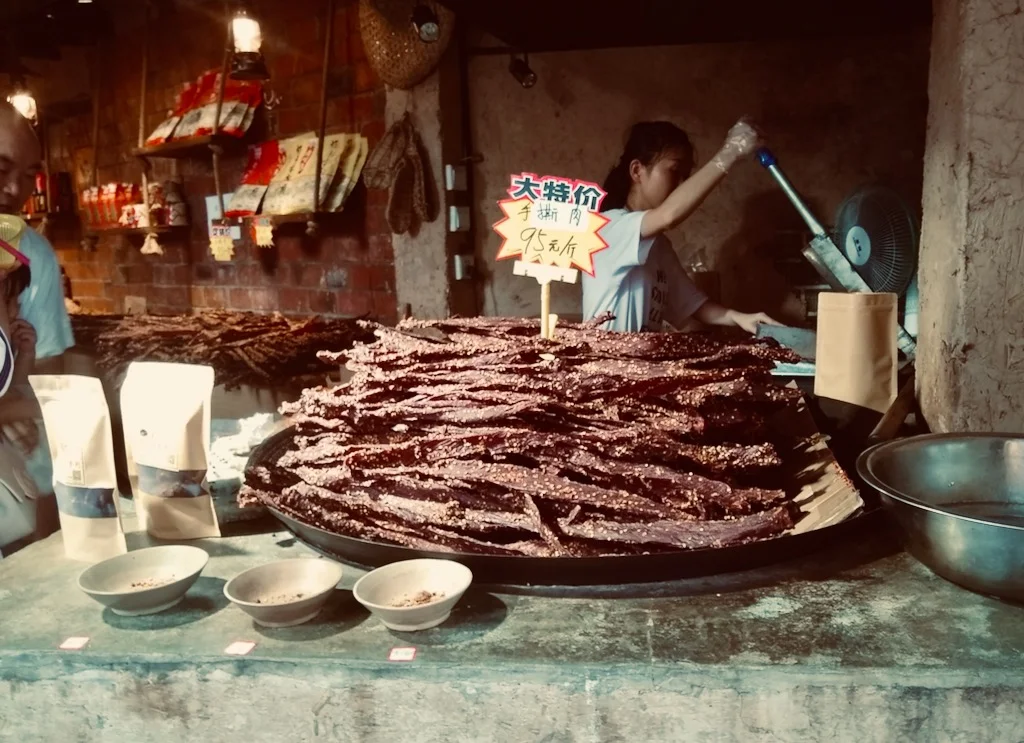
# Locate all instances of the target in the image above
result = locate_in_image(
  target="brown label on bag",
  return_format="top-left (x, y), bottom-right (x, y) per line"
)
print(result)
top-left (814, 292), bottom-right (898, 413)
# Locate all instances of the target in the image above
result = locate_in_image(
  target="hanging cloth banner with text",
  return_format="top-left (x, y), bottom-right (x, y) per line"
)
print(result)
top-left (493, 173), bottom-right (610, 276)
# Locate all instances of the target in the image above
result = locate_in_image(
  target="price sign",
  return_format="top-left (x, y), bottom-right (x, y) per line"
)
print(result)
top-left (493, 173), bottom-right (609, 276)
top-left (209, 220), bottom-right (234, 262)
top-left (493, 173), bottom-right (609, 339)
top-left (251, 216), bottom-right (274, 248)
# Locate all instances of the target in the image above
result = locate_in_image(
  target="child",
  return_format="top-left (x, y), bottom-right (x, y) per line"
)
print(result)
top-left (583, 120), bottom-right (781, 334)
top-left (0, 261), bottom-right (39, 554)
top-left (0, 262), bottom-right (39, 448)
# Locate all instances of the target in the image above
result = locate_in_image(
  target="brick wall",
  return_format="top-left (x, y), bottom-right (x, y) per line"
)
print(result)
top-left (47, 0), bottom-right (397, 323)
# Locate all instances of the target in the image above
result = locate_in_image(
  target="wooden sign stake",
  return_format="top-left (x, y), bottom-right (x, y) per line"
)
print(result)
top-left (513, 261), bottom-right (578, 340)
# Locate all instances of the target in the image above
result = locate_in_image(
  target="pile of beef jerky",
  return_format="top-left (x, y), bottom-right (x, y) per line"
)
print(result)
top-left (240, 315), bottom-right (806, 556)
top-left (69, 313), bottom-right (123, 351)
top-left (86, 310), bottom-right (376, 389)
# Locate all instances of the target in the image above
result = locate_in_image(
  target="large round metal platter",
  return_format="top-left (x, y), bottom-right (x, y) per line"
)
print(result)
top-left (250, 428), bottom-right (881, 586)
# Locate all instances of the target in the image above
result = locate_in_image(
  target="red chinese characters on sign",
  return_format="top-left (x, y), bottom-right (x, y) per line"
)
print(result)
top-left (493, 172), bottom-right (610, 276)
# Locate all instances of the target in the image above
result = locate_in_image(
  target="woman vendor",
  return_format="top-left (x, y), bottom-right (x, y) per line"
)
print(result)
top-left (583, 120), bottom-right (781, 334)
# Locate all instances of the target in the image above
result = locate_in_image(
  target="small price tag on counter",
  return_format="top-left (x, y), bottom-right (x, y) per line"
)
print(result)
top-left (493, 173), bottom-right (609, 339)
top-left (224, 641), bottom-right (257, 656)
top-left (59, 636), bottom-right (91, 651)
top-left (388, 646), bottom-right (417, 662)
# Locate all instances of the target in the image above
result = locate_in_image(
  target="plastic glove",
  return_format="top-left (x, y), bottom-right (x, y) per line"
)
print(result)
top-left (712, 119), bottom-right (761, 173)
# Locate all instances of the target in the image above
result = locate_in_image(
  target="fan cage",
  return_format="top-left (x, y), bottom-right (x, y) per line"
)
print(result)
top-left (834, 186), bottom-right (918, 295)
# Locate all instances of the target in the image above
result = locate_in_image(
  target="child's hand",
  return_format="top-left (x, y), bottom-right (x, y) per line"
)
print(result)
top-left (731, 311), bottom-right (782, 334)
top-left (10, 319), bottom-right (36, 358)
top-left (3, 419), bottom-right (39, 457)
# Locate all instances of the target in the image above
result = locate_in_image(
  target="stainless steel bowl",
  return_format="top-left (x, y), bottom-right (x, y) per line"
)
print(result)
top-left (858, 434), bottom-right (1024, 601)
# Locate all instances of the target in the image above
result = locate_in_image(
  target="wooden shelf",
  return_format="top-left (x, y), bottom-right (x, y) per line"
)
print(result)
top-left (23, 212), bottom-right (79, 224)
top-left (248, 211), bottom-right (344, 225)
top-left (132, 134), bottom-right (247, 159)
top-left (84, 224), bottom-right (189, 237)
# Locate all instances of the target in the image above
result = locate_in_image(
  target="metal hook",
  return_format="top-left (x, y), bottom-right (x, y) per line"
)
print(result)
top-left (263, 88), bottom-right (282, 110)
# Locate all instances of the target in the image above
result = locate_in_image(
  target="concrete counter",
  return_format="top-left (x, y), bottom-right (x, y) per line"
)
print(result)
top-left (1, 517), bottom-right (1022, 742)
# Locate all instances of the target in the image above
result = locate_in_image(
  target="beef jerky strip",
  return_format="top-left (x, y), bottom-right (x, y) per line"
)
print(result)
top-left (376, 462), bottom-right (685, 520)
top-left (503, 429), bottom-right (782, 476)
top-left (557, 505), bottom-right (795, 551)
top-left (288, 457), bottom-right (525, 514)
top-left (282, 479), bottom-right (535, 536)
top-left (273, 495), bottom-right (542, 556)
top-left (552, 453), bottom-right (787, 516)
top-left (673, 379), bottom-right (802, 408)
top-left (541, 448), bottom-right (782, 515)
top-left (280, 429), bottom-right (524, 469)
top-left (522, 493), bottom-right (570, 556)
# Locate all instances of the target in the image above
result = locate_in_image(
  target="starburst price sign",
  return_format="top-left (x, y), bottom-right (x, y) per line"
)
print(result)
top-left (493, 173), bottom-right (609, 339)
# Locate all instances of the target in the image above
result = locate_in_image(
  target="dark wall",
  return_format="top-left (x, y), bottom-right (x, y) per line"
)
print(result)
top-left (469, 30), bottom-right (931, 321)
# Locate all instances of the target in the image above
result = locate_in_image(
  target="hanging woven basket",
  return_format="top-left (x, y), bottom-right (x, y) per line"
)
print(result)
top-left (359, 0), bottom-right (454, 90)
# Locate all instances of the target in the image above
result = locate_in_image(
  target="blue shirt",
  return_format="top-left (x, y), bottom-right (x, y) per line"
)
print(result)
top-left (582, 209), bottom-right (707, 332)
top-left (18, 228), bottom-right (74, 359)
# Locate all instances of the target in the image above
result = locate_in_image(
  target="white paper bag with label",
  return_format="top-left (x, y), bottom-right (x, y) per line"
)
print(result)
top-left (815, 292), bottom-right (898, 413)
top-left (121, 362), bottom-right (220, 540)
top-left (29, 375), bottom-right (128, 561)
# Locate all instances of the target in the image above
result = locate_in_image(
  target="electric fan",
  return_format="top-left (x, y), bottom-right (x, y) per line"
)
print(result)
top-left (834, 186), bottom-right (918, 296)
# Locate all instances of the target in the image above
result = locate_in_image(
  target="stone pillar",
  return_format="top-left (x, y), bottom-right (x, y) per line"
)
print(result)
top-left (386, 74), bottom-right (452, 320)
top-left (918, 0), bottom-right (1024, 432)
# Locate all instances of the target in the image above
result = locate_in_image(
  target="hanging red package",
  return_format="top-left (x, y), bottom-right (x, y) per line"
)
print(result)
top-left (225, 140), bottom-right (282, 218)
top-left (145, 80), bottom-right (201, 147)
top-left (172, 70), bottom-right (220, 141)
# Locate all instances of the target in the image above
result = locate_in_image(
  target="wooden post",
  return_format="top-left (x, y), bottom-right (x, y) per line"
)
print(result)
top-left (540, 281), bottom-right (551, 340)
top-left (91, 45), bottom-right (100, 189)
top-left (138, 3), bottom-right (151, 226)
top-left (211, 2), bottom-right (233, 219)
top-left (313, 0), bottom-right (336, 215)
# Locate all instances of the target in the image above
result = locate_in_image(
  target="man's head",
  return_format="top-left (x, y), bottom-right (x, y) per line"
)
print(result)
top-left (0, 102), bottom-right (41, 215)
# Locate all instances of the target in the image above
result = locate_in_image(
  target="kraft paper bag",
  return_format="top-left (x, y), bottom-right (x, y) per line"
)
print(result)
top-left (814, 292), bottom-right (898, 413)
top-left (29, 374), bottom-right (128, 562)
top-left (121, 362), bottom-right (220, 540)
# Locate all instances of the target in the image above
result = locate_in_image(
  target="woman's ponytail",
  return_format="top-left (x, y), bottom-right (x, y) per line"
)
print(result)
top-left (601, 121), bottom-right (693, 212)
top-left (602, 157), bottom-right (632, 211)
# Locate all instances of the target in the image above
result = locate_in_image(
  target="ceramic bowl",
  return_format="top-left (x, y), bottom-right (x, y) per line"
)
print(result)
top-left (78, 545), bottom-right (209, 616)
top-left (224, 558), bottom-right (344, 628)
top-left (353, 559), bottom-right (473, 632)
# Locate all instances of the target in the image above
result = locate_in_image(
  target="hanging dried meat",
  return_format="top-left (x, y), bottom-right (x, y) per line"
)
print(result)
top-left (77, 310), bottom-right (376, 390)
top-left (241, 316), bottom-right (806, 557)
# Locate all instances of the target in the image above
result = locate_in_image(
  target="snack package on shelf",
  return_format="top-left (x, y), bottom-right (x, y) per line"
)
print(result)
top-left (214, 79), bottom-right (263, 138)
top-left (30, 375), bottom-right (128, 562)
top-left (144, 80), bottom-right (200, 147)
top-left (260, 134), bottom-right (316, 215)
top-left (164, 180), bottom-right (189, 226)
top-left (324, 134), bottom-right (369, 212)
top-left (279, 134), bottom-right (349, 214)
top-left (81, 186), bottom-right (101, 230)
top-left (225, 142), bottom-right (282, 218)
top-left (83, 183), bottom-right (140, 230)
top-left (118, 204), bottom-right (150, 229)
top-left (169, 70), bottom-right (262, 143)
top-left (173, 71), bottom-right (219, 141)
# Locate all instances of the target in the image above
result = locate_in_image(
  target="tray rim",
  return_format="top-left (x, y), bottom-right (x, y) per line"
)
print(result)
top-left (248, 428), bottom-right (878, 585)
